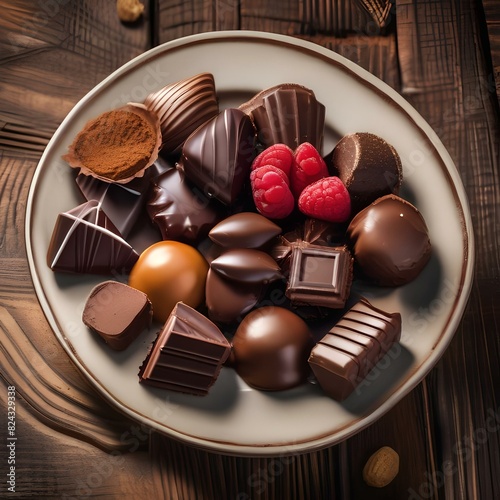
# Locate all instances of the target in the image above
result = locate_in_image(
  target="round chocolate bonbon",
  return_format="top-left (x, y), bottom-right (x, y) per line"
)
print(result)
top-left (347, 194), bottom-right (431, 286)
top-left (231, 306), bottom-right (314, 391)
top-left (129, 241), bottom-right (208, 323)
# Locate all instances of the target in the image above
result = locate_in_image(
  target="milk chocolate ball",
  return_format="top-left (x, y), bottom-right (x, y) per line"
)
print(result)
top-left (232, 306), bottom-right (314, 391)
top-left (129, 241), bottom-right (208, 323)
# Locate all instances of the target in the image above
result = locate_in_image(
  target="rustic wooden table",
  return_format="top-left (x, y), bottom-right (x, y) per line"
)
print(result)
top-left (1, 1), bottom-right (499, 498)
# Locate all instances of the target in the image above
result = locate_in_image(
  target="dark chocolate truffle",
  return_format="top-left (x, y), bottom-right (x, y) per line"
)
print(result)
top-left (82, 281), bottom-right (152, 350)
top-left (47, 200), bottom-right (139, 274)
top-left (347, 194), bottom-right (431, 286)
top-left (331, 132), bottom-right (403, 213)
top-left (179, 108), bottom-right (256, 206)
top-left (308, 298), bottom-right (402, 401)
top-left (231, 306), bottom-right (314, 391)
top-left (138, 302), bottom-right (231, 396)
top-left (239, 84), bottom-right (326, 152)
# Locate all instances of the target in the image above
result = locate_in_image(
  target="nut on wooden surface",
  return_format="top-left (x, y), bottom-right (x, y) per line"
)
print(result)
top-left (116, 0), bottom-right (144, 22)
top-left (362, 446), bottom-right (399, 488)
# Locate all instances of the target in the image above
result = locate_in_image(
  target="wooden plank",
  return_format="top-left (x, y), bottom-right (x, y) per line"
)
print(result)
top-left (482, 0), bottom-right (500, 103)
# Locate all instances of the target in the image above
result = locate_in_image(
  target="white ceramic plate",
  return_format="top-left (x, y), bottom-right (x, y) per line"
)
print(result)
top-left (26, 31), bottom-right (474, 456)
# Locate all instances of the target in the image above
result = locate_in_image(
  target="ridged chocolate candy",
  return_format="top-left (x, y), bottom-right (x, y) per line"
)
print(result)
top-left (347, 194), bottom-right (431, 286)
top-left (308, 298), bottom-right (402, 401)
top-left (239, 83), bottom-right (325, 152)
top-left (144, 73), bottom-right (219, 153)
top-left (138, 302), bottom-right (231, 396)
top-left (47, 200), bottom-right (139, 274)
top-left (179, 108), bottom-right (256, 206)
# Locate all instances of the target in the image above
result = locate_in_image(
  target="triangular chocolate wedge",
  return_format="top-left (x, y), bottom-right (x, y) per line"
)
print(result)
top-left (47, 200), bottom-right (139, 274)
top-left (139, 302), bottom-right (231, 395)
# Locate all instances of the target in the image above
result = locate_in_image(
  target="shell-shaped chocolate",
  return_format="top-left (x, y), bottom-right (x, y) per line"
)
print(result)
top-left (209, 212), bottom-right (281, 248)
top-left (47, 200), bottom-right (139, 274)
top-left (239, 83), bottom-right (325, 152)
top-left (179, 108), bottom-right (256, 206)
top-left (144, 73), bottom-right (219, 153)
top-left (211, 249), bottom-right (282, 284)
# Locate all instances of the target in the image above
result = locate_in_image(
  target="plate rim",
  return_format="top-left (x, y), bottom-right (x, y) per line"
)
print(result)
top-left (25, 30), bottom-right (475, 456)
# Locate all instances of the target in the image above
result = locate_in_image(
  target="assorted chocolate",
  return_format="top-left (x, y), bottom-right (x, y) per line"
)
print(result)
top-left (47, 200), bottom-right (139, 274)
top-left (138, 302), bottom-right (231, 395)
top-left (347, 194), bottom-right (432, 286)
top-left (82, 281), bottom-right (152, 350)
top-left (308, 299), bottom-right (402, 401)
top-left (48, 73), bottom-right (433, 401)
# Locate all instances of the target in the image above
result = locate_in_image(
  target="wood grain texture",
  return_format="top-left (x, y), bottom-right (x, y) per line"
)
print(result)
top-left (0, 0), bottom-right (499, 498)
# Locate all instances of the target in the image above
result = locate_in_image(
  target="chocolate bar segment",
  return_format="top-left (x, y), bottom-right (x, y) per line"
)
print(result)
top-left (308, 298), bottom-right (402, 401)
top-left (47, 200), bottom-right (139, 274)
top-left (285, 244), bottom-right (353, 308)
top-left (138, 302), bottom-right (231, 396)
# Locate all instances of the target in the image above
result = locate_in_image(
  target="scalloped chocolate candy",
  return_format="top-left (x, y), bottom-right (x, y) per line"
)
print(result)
top-left (144, 73), bottom-right (219, 153)
top-left (208, 212), bottom-right (281, 248)
top-left (210, 249), bottom-right (282, 284)
top-left (239, 83), bottom-right (325, 152)
top-left (179, 108), bottom-right (256, 205)
top-left (47, 200), bottom-right (139, 274)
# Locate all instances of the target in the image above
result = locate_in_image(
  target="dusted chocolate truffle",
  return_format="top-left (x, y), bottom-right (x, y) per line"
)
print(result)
top-left (308, 298), bottom-right (402, 401)
top-left (47, 200), bottom-right (139, 274)
top-left (331, 132), bottom-right (402, 213)
top-left (63, 104), bottom-right (162, 183)
top-left (347, 194), bottom-right (431, 286)
top-left (129, 241), bottom-right (208, 323)
top-left (139, 302), bottom-right (231, 396)
top-left (146, 164), bottom-right (225, 244)
top-left (232, 306), bottom-right (314, 391)
top-left (144, 73), bottom-right (219, 153)
top-left (179, 108), bottom-right (256, 206)
top-left (83, 281), bottom-right (152, 350)
top-left (209, 212), bottom-right (281, 249)
top-left (239, 83), bottom-right (326, 152)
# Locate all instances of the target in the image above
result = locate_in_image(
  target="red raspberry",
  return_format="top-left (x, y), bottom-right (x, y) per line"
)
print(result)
top-left (251, 144), bottom-right (295, 179)
top-left (250, 165), bottom-right (295, 219)
top-left (291, 142), bottom-right (329, 199)
top-left (298, 176), bottom-right (351, 223)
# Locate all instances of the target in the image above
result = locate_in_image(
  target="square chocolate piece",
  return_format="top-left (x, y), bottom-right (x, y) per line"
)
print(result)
top-left (286, 244), bottom-right (353, 308)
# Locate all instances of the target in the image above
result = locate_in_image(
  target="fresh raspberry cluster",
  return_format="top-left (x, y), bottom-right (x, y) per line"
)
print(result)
top-left (250, 142), bottom-right (351, 222)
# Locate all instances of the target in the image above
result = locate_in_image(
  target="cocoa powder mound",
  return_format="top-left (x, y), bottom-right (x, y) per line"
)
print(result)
top-left (68, 107), bottom-right (158, 182)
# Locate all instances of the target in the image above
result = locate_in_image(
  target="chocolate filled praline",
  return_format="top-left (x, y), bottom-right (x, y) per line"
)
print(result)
top-left (231, 306), bottom-right (314, 391)
top-left (347, 194), bottom-right (431, 286)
